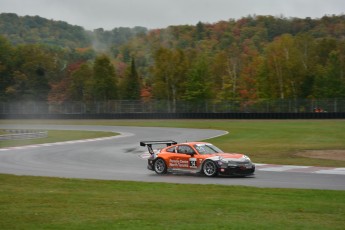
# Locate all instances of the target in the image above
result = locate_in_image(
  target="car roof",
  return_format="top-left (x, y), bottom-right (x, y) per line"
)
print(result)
top-left (177, 142), bottom-right (210, 145)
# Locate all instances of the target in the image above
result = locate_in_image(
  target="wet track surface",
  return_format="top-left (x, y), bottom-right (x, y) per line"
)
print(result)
top-left (0, 124), bottom-right (344, 190)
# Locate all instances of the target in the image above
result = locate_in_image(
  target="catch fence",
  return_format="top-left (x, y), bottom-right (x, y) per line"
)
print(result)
top-left (1, 99), bottom-right (344, 114)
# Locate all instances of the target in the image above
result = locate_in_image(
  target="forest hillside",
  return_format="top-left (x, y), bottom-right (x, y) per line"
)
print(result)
top-left (0, 13), bottom-right (344, 105)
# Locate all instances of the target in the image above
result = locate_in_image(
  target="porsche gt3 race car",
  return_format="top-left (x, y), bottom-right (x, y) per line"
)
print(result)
top-left (140, 140), bottom-right (255, 177)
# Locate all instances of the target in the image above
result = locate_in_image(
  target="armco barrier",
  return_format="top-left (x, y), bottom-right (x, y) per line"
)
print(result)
top-left (0, 112), bottom-right (344, 119)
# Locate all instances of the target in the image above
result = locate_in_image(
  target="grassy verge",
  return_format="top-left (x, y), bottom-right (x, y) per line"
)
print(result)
top-left (0, 130), bottom-right (7, 135)
top-left (0, 130), bottom-right (117, 148)
top-left (1, 119), bottom-right (344, 167)
top-left (0, 174), bottom-right (344, 230)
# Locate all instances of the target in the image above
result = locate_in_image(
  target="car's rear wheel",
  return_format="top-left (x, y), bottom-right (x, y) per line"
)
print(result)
top-left (154, 158), bottom-right (167, 174)
top-left (203, 160), bottom-right (218, 177)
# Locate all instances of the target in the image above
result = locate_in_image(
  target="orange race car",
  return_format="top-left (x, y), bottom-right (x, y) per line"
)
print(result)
top-left (140, 140), bottom-right (255, 177)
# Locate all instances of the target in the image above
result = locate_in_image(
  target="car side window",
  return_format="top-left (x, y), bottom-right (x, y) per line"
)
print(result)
top-left (166, 146), bottom-right (176, 153)
top-left (177, 145), bottom-right (195, 154)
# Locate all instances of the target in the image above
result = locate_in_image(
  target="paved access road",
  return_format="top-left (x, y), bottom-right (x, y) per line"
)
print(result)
top-left (0, 124), bottom-right (344, 190)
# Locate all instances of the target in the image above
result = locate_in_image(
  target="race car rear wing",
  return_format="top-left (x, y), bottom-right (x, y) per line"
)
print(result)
top-left (140, 140), bottom-right (177, 155)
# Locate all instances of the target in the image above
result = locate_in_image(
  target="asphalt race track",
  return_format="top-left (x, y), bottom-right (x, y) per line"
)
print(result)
top-left (0, 124), bottom-right (344, 190)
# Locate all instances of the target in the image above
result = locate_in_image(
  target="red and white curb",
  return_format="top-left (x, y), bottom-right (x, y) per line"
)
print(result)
top-left (256, 163), bottom-right (345, 175)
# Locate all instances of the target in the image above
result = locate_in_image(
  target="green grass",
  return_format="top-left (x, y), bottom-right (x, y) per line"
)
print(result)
top-left (1, 119), bottom-right (344, 167)
top-left (0, 174), bottom-right (344, 230)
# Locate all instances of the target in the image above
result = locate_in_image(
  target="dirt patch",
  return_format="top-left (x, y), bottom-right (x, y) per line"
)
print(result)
top-left (296, 150), bottom-right (345, 161)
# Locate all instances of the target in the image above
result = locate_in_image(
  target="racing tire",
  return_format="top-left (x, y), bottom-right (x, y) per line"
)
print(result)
top-left (154, 158), bottom-right (167, 174)
top-left (203, 160), bottom-right (218, 177)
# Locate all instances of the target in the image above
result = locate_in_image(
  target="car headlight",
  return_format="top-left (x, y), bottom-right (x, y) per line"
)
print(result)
top-left (243, 155), bottom-right (251, 161)
top-left (218, 158), bottom-right (228, 166)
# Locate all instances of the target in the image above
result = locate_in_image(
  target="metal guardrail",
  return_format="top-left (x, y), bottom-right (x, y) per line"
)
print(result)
top-left (0, 130), bottom-right (48, 141)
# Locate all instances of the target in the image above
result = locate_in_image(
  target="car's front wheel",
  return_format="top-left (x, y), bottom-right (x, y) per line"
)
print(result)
top-left (203, 160), bottom-right (218, 177)
top-left (154, 158), bottom-right (167, 174)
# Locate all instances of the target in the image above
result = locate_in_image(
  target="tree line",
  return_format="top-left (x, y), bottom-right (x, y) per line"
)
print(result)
top-left (0, 14), bottom-right (344, 107)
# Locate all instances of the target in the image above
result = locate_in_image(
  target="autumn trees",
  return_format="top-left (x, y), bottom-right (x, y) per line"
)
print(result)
top-left (1, 43), bottom-right (61, 101)
top-left (0, 14), bottom-right (345, 108)
top-left (151, 47), bottom-right (188, 111)
top-left (137, 15), bottom-right (345, 106)
top-left (258, 35), bottom-right (345, 99)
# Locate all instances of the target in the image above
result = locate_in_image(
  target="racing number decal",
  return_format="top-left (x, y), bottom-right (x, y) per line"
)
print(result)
top-left (189, 158), bottom-right (197, 168)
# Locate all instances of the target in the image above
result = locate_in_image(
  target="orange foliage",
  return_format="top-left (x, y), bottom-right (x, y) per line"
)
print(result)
top-left (140, 86), bottom-right (152, 102)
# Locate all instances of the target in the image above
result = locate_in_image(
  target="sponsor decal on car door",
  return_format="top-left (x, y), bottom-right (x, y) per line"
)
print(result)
top-left (168, 145), bottom-right (198, 170)
top-left (168, 157), bottom-right (198, 169)
top-left (168, 157), bottom-right (189, 168)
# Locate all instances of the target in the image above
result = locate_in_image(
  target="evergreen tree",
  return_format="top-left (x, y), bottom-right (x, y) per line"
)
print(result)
top-left (196, 21), bottom-right (205, 40)
top-left (92, 55), bottom-right (118, 100)
top-left (122, 58), bottom-right (141, 100)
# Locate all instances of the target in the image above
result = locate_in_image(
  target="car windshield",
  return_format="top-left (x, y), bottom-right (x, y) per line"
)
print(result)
top-left (194, 144), bottom-right (223, 154)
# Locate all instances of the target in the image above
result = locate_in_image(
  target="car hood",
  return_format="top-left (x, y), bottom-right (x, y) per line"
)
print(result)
top-left (217, 153), bottom-right (244, 159)
top-left (204, 153), bottom-right (250, 163)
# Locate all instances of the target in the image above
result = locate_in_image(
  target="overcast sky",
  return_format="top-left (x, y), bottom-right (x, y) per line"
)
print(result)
top-left (1, 0), bottom-right (344, 30)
